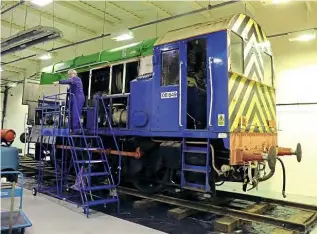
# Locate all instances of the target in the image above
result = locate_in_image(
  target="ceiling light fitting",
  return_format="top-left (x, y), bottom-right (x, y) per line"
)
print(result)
top-left (112, 31), bottom-right (134, 42)
top-left (271, 0), bottom-right (290, 4)
top-left (31, 0), bottom-right (53, 7)
top-left (7, 82), bottom-right (17, 88)
top-left (1, 26), bottom-right (62, 56)
top-left (39, 53), bottom-right (52, 60)
top-left (288, 29), bottom-right (316, 42)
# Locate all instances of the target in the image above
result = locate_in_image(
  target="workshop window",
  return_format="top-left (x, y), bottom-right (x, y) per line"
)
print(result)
top-left (90, 67), bottom-right (110, 97)
top-left (125, 61), bottom-right (139, 93)
top-left (161, 49), bottom-right (179, 86)
top-left (230, 32), bottom-right (244, 75)
top-left (111, 64), bottom-right (124, 94)
top-left (263, 52), bottom-right (273, 86)
top-left (187, 38), bottom-right (207, 90)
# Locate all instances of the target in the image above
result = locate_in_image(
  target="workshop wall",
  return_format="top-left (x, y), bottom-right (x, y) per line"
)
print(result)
top-left (3, 84), bottom-right (28, 153)
top-left (269, 45), bottom-right (317, 199)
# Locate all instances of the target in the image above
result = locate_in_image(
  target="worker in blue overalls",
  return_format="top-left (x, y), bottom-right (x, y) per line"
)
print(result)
top-left (53, 69), bottom-right (85, 133)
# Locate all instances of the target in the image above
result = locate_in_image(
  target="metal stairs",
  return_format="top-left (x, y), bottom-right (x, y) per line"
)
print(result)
top-left (181, 139), bottom-right (212, 192)
top-left (36, 92), bottom-right (121, 217)
top-left (68, 134), bottom-right (119, 217)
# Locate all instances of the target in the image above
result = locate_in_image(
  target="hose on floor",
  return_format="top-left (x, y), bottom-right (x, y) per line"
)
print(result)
top-left (277, 157), bottom-right (286, 198)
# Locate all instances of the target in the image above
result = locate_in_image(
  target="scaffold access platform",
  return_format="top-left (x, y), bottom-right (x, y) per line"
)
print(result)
top-left (33, 92), bottom-right (121, 217)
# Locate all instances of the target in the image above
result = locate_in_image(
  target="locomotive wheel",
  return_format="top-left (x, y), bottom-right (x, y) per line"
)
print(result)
top-left (132, 167), bottom-right (170, 194)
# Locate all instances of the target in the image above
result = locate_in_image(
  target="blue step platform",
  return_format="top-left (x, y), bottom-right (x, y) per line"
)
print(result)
top-left (180, 139), bottom-right (212, 193)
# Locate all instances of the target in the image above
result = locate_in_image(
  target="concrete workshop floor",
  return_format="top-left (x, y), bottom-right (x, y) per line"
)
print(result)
top-left (1, 189), bottom-right (164, 234)
top-left (2, 183), bottom-right (317, 234)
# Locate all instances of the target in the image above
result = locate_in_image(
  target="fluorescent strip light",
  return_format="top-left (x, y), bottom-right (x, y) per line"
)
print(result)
top-left (272, 0), bottom-right (290, 4)
top-left (112, 32), bottom-right (134, 42)
top-left (289, 30), bottom-right (316, 42)
top-left (39, 53), bottom-right (52, 60)
top-left (7, 82), bottom-right (17, 87)
top-left (31, 0), bottom-right (53, 7)
top-left (1, 26), bottom-right (62, 56)
top-left (289, 34), bottom-right (316, 42)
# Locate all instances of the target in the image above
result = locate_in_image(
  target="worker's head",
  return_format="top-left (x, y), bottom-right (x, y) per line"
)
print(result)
top-left (67, 69), bottom-right (77, 78)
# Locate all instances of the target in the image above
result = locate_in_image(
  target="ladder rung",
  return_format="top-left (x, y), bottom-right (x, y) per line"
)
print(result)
top-left (83, 185), bottom-right (115, 191)
top-left (183, 164), bottom-right (209, 173)
top-left (183, 182), bottom-right (209, 192)
top-left (81, 172), bottom-right (109, 177)
top-left (183, 146), bottom-right (208, 154)
top-left (71, 135), bottom-right (99, 138)
top-left (43, 111), bottom-right (63, 114)
top-left (39, 106), bottom-right (60, 110)
top-left (86, 198), bottom-right (118, 207)
top-left (75, 160), bottom-right (107, 164)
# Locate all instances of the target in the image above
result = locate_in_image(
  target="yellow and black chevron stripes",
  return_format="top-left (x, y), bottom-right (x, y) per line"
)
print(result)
top-left (229, 72), bottom-right (276, 133)
top-left (229, 14), bottom-right (271, 84)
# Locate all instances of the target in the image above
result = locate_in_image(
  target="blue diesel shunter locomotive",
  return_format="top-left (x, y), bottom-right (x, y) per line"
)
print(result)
top-left (34, 14), bottom-right (301, 195)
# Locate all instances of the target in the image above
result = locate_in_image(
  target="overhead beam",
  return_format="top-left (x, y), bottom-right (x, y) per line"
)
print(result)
top-left (1, 70), bottom-right (21, 75)
top-left (188, 1), bottom-right (210, 19)
top-left (2, 64), bottom-right (26, 73)
top-left (107, 2), bottom-right (142, 20)
top-left (77, 1), bottom-right (122, 23)
top-left (3, 53), bottom-right (38, 64)
top-left (1, 0), bottom-right (25, 15)
top-left (12, 2), bottom-right (97, 35)
top-left (145, 1), bottom-right (172, 17)
top-left (1, 20), bottom-right (73, 45)
top-left (243, 2), bottom-right (256, 18)
top-left (55, 1), bottom-right (116, 26)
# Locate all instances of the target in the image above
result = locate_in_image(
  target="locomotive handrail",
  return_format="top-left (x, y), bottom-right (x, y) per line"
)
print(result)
top-left (43, 92), bottom-right (68, 98)
top-left (41, 92), bottom-right (83, 133)
top-left (101, 93), bottom-right (130, 99)
top-left (179, 61), bottom-right (183, 127)
top-left (97, 95), bottom-right (122, 186)
top-left (208, 57), bottom-right (213, 127)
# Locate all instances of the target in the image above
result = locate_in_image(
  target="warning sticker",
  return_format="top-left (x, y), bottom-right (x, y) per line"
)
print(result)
top-left (218, 114), bottom-right (225, 126)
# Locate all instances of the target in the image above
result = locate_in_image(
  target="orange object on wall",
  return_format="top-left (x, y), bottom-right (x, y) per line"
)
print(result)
top-left (1, 129), bottom-right (16, 143)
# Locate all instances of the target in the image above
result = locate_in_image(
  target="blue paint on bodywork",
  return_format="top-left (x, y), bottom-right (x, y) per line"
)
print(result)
top-left (152, 41), bottom-right (184, 131)
top-left (85, 30), bottom-right (230, 149)
top-left (129, 76), bottom-right (153, 130)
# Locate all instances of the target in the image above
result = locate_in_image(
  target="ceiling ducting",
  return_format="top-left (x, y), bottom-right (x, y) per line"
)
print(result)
top-left (1, 26), bottom-right (62, 56)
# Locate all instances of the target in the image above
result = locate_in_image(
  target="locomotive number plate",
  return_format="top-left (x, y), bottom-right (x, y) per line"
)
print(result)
top-left (161, 91), bottom-right (177, 99)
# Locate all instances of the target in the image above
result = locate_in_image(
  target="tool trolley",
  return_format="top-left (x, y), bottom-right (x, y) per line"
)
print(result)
top-left (1, 171), bottom-right (32, 234)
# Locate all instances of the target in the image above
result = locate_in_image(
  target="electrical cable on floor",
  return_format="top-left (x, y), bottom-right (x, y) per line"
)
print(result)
top-left (215, 180), bottom-right (225, 186)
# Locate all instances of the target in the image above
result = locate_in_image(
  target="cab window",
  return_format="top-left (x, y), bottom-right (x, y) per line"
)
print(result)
top-left (263, 52), bottom-right (273, 86)
top-left (230, 32), bottom-right (244, 75)
top-left (161, 49), bottom-right (179, 86)
top-left (111, 64), bottom-right (124, 94)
